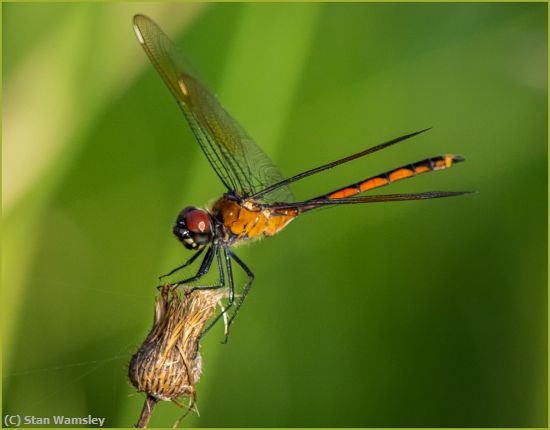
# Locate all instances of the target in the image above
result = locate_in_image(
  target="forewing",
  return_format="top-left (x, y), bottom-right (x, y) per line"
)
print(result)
top-left (133, 14), bottom-right (292, 202)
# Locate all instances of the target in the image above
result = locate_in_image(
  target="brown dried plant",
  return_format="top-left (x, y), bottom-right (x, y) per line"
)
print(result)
top-left (129, 285), bottom-right (227, 428)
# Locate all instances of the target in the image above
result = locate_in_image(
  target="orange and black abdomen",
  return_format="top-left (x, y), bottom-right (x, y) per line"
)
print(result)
top-left (211, 198), bottom-right (297, 243)
top-left (319, 154), bottom-right (464, 201)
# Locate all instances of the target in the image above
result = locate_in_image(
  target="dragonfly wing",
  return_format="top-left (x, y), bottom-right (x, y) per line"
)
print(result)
top-left (133, 14), bottom-right (292, 202)
top-left (267, 191), bottom-right (472, 211)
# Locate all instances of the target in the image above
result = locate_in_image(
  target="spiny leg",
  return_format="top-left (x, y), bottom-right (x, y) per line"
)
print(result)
top-left (159, 247), bottom-right (205, 281)
top-left (225, 250), bottom-right (254, 331)
top-left (167, 245), bottom-right (214, 288)
top-left (189, 246), bottom-right (225, 292)
top-left (186, 248), bottom-right (227, 361)
top-left (199, 247), bottom-right (236, 341)
top-left (200, 249), bottom-right (255, 342)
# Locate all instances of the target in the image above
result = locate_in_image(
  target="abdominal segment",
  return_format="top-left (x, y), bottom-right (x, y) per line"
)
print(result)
top-left (212, 198), bottom-right (297, 241)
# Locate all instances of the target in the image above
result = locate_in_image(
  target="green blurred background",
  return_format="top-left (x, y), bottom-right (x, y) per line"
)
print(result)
top-left (2, 3), bottom-right (547, 427)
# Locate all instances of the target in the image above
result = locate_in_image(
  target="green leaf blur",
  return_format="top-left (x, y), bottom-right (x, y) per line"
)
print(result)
top-left (3, 3), bottom-right (547, 427)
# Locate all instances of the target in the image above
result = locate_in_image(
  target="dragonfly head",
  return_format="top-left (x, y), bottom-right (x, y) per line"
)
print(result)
top-left (173, 206), bottom-right (213, 250)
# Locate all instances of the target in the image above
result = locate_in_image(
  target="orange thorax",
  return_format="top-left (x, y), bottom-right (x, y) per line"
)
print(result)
top-left (211, 197), bottom-right (297, 242)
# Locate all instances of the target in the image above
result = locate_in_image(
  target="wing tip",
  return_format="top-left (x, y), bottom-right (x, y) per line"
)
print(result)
top-left (133, 25), bottom-right (145, 44)
top-left (133, 15), bottom-right (146, 44)
top-left (439, 190), bottom-right (476, 198)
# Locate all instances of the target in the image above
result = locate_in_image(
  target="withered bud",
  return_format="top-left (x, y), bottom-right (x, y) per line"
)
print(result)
top-left (129, 285), bottom-right (226, 404)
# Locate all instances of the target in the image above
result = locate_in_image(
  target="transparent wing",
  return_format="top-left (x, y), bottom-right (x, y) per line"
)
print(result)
top-left (133, 14), bottom-right (292, 203)
top-left (267, 191), bottom-right (472, 211)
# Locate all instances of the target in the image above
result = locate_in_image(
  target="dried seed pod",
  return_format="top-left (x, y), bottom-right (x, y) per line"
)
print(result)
top-left (129, 285), bottom-right (226, 426)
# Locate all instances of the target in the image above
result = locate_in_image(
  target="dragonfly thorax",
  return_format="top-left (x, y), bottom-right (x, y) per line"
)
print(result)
top-left (173, 206), bottom-right (214, 250)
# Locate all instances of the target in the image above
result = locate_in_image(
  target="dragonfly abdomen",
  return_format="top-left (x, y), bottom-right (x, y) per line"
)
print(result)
top-left (321, 154), bottom-right (464, 201)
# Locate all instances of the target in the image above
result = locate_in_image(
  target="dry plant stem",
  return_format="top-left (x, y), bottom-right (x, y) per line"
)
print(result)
top-left (136, 395), bottom-right (158, 428)
top-left (130, 286), bottom-right (227, 427)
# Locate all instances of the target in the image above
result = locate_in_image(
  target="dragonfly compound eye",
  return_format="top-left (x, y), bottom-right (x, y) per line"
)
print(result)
top-left (185, 209), bottom-right (211, 234)
top-left (173, 207), bottom-right (212, 249)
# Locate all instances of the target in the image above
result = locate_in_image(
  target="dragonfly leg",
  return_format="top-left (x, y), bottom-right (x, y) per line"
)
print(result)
top-left (189, 247), bottom-right (225, 292)
top-left (166, 246), bottom-right (215, 288)
top-left (224, 250), bottom-right (254, 335)
top-left (159, 247), bottom-right (205, 281)
top-left (201, 249), bottom-right (255, 343)
top-left (184, 248), bottom-right (229, 361)
top-left (198, 248), bottom-right (235, 341)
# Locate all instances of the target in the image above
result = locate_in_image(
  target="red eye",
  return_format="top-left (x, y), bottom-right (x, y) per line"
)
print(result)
top-left (186, 210), bottom-right (210, 233)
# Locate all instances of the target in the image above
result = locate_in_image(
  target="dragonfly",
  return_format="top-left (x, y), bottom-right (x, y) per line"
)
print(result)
top-left (133, 14), bottom-right (469, 339)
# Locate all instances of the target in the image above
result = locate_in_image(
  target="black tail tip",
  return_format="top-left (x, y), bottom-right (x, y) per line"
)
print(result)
top-left (454, 190), bottom-right (477, 197)
top-left (414, 127), bottom-right (433, 136)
